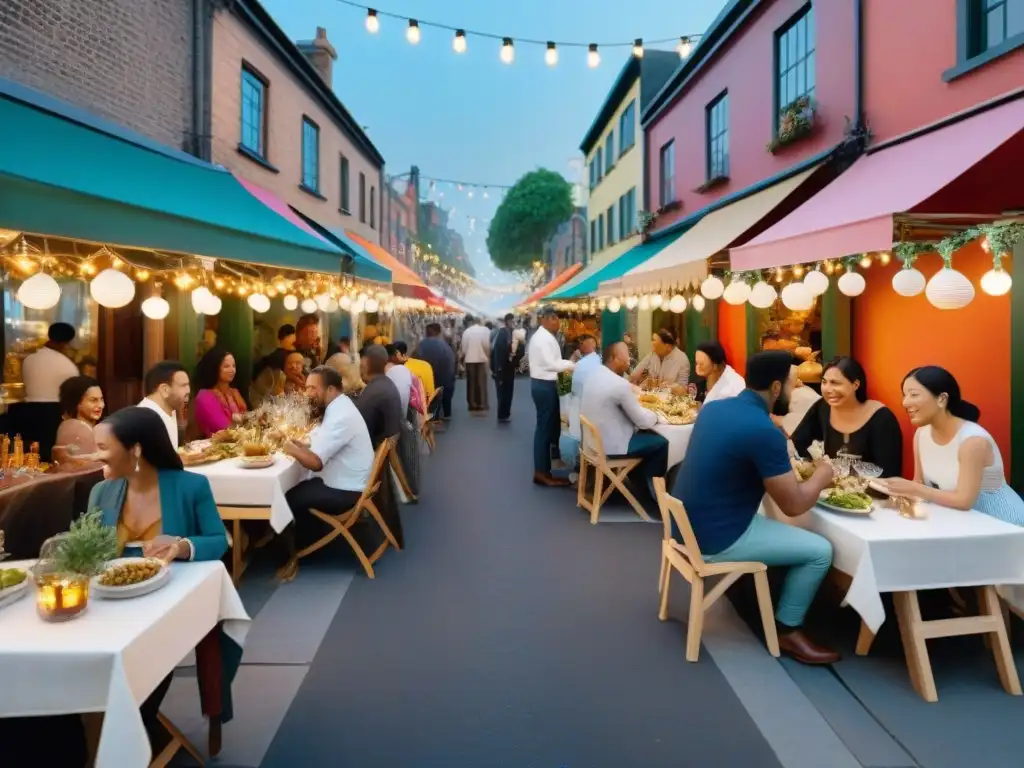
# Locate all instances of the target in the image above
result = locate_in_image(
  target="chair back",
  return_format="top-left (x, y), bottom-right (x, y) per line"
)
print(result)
top-left (358, 439), bottom-right (391, 503)
top-left (652, 479), bottom-right (707, 570)
top-left (426, 386), bottom-right (442, 408)
top-left (579, 415), bottom-right (605, 462)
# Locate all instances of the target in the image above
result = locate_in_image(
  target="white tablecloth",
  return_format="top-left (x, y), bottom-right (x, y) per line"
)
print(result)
top-left (0, 560), bottom-right (250, 768)
top-left (189, 456), bottom-right (306, 532)
top-left (653, 423), bottom-right (694, 469)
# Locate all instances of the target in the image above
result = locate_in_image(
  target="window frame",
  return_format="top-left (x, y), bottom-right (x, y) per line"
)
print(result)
top-left (606, 204), bottom-right (616, 245)
top-left (370, 186), bottom-right (376, 229)
top-left (596, 147), bottom-right (604, 182)
top-left (659, 140), bottom-right (676, 208)
top-left (300, 116), bottom-right (320, 193)
top-left (597, 213), bottom-right (605, 251)
top-left (239, 64), bottom-right (268, 159)
top-left (359, 172), bottom-right (367, 223)
top-left (773, 5), bottom-right (816, 131)
top-left (946, 0), bottom-right (1024, 80)
top-left (618, 100), bottom-right (636, 156)
top-left (604, 132), bottom-right (615, 173)
top-left (705, 91), bottom-right (730, 181)
top-left (339, 155), bottom-right (350, 214)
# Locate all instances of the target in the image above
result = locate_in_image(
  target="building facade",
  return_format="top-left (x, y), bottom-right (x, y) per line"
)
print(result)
top-left (543, 209), bottom-right (588, 275)
top-left (385, 167), bottom-right (420, 265)
top-left (209, 0), bottom-right (384, 244)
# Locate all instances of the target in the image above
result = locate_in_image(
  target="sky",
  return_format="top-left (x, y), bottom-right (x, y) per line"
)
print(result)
top-left (262, 0), bottom-right (727, 291)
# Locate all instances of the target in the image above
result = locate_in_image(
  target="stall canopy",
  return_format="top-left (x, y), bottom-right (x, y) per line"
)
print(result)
top-left (341, 230), bottom-right (433, 299)
top-left (730, 97), bottom-right (1024, 271)
top-left (0, 85), bottom-right (351, 275)
top-left (606, 166), bottom-right (819, 293)
top-left (519, 263), bottom-right (584, 306)
top-left (547, 231), bottom-right (685, 300)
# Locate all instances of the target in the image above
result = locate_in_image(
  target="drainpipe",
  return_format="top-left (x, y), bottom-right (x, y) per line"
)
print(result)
top-left (191, 0), bottom-right (208, 159)
top-left (854, 0), bottom-right (864, 130)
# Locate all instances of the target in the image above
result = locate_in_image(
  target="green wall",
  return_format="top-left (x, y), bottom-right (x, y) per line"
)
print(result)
top-left (821, 282), bottom-right (851, 361)
top-left (216, 297), bottom-right (254, 398)
top-left (601, 308), bottom-right (625, 349)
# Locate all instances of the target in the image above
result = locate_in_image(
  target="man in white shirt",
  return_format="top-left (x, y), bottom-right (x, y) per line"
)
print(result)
top-left (527, 307), bottom-right (575, 486)
top-left (283, 366), bottom-right (374, 549)
top-left (22, 323), bottom-right (80, 403)
top-left (383, 345), bottom-right (414, 415)
top-left (570, 335), bottom-right (600, 399)
top-left (138, 361), bottom-right (190, 448)
top-left (460, 316), bottom-right (492, 415)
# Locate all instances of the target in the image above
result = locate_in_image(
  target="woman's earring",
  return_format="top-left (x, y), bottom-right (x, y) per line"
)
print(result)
top-left (134, 451), bottom-right (141, 473)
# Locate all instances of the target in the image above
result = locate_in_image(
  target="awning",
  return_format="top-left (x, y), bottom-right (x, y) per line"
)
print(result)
top-left (342, 230), bottom-right (433, 299)
top-left (609, 167), bottom-right (818, 292)
top-left (236, 177), bottom-right (390, 283)
top-left (519, 263), bottom-right (584, 306)
top-left (0, 92), bottom-right (349, 275)
top-left (730, 97), bottom-right (1024, 271)
top-left (547, 232), bottom-right (685, 300)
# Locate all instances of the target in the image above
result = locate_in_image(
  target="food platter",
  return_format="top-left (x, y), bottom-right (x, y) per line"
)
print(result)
top-left (0, 566), bottom-right (30, 610)
top-left (239, 455), bottom-right (275, 469)
top-left (639, 393), bottom-right (698, 426)
top-left (91, 557), bottom-right (170, 599)
top-left (817, 489), bottom-right (874, 516)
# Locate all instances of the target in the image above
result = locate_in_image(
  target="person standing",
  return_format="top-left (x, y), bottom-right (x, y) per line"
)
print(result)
top-left (460, 316), bottom-right (492, 415)
top-left (413, 323), bottom-right (456, 421)
top-left (528, 307), bottom-right (574, 486)
top-left (18, 322), bottom-right (82, 461)
top-left (491, 313), bottom-right (522, 424)
top-left (139, 361), bottom-right (191, 449)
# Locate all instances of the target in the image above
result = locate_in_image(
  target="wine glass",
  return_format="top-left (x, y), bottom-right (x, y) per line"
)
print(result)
top-left (854, 461), bottom-right (883, 480)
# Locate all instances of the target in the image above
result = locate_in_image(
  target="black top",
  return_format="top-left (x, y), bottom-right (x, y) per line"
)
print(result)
top-left (353, 376), bottom-right (403, 448)
top-left (413, 337), bottom-right (456, 391)
top-left (791, 398), bottom-right (904, 478)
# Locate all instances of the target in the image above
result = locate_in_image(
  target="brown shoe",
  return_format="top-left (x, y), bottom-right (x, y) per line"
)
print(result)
top-left (533, 472), bottom-right (571, 487)
top-left (778, 630), bottom-right (840, 665)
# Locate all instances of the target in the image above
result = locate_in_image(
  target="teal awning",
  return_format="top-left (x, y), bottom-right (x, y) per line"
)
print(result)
top-left (547, 231), bottom-right (685, 300)
top-left (0, 92), bottom-right (350, 275)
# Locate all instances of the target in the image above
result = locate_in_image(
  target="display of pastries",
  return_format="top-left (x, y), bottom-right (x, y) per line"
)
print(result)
top-left (98, 560), bottom-right (162, 587)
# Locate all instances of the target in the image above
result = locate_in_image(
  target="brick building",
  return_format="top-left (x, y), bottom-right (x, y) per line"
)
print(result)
top-left (543, 209), bottom-right (588, 275)
top-left (385, 167), bottom-right (420, 265)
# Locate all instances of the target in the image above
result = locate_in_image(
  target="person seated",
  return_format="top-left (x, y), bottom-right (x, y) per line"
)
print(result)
top-left (580, 341), bottom-right (669, 486)
top-left (672, 351), bottom-right (838, 664)
top-left (790, 356), bottom-right (902, 478)
top-left (883, 366), bottom-right (1024, 525)
top-left (355, 345), bottom-right (404, 448)
top-left (139, 360), bottom-right (190, 449)
top-left (383, 344), bottom-right (415, 415)
top-left (193, 347), bottom-right (248, 437)
top-left (630, 330), bottom-right (690, 390)
top-left (570, 334), bottom-right (601, 398)
top-left (52, 376), bottom-right (105, 469)
top-left (78, 356), bottom-right (98, 379)
top-left (695, 340), bottom-right (745, 404)
top-left (393, 340), bottom-right (434, 403)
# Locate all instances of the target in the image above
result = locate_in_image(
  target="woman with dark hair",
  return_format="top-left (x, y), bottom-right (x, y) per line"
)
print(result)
top-left (52, 375), bottom-right (105, 467)
top-left (193, 347), bottom-right (248, 437)
top-left (883, 367), bottom-right (1024, 524)
top-left (695, 340), bottom-right (745, 404)
top-left (790, 356), bottom-right (903, 477)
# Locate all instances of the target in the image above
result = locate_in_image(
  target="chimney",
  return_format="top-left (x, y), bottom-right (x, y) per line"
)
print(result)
top-left (297, 27), bottom-right (338, 88)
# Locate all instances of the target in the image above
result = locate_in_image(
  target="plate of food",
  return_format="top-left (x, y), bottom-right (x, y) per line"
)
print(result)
top-left (91, 557), bottom-right (170, 599)
top-left (0, 566), bottom-right (30, 609)
top-left (239, 454), bottom-right (276, 469)
top-left (817, 488), bottom-right (874, 515)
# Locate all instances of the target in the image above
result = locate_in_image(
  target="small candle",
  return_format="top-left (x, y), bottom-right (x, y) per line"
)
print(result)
top-left (36, 574), bottom-right (89, 621)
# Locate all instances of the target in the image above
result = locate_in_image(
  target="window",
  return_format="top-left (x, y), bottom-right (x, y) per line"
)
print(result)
top-left (970, 0), bottom-right (1024, 55)
top-left (618, 100), bottom-right (636, 154)
top-left (606, 204), bottom-right (616, 245)
top-left (659, 141), bottom-right (676, 207)
top-left (596, 147), bottom-right (604, 181)
top-left (706, 92), bottom-right (729, 180)
top-left (340, 155), bottom-right (350, 212)
top-left (301, 117), bottom-right (320, 192)
top-left (590, 219), bottom-right (598, 255)
top-left (240, 66), bottom-right (267, 157)
top-left (370, 186), bottom-right (376, 229)
top-left (619, 188), bottom-right (637, 236)
top-left (597, 214), bottom-right (605, 251)
top-left (604, 133), bottom-right (614, 173)
top-left (359, 172), bottom-right (366, 223)
top-left (775, 6), bottom-right (816, 121)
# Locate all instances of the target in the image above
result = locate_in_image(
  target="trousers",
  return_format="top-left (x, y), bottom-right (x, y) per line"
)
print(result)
top-left (466, 363), bottom-right (489, 411)
top-left (530, 378), bottom-right (560, 474)
top-left (615, 430), bottom-right (669, 482)
top-left (495, 368), bottom-right (515, 420)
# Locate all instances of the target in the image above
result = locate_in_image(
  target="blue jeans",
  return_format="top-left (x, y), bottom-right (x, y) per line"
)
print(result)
top-left (531, 379), bottom-right (560, 473)
top-left (621, 430), bottom-right (669, 483)
top-left (706, 515), bottom-right (833, 628)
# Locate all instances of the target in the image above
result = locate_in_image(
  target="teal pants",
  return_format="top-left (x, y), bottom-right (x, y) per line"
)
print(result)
top-left (705, 514), bottom-right (833, 628)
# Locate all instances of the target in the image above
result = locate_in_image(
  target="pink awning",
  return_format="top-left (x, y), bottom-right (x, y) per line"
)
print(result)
top-left (234, 175), bottom-right (331, 245)
top-left (730, 97), bottom-right (1024, 271)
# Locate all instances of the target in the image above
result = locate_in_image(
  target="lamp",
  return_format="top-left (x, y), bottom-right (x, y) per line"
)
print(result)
top-left (90, 268), bottom-right (136, 309)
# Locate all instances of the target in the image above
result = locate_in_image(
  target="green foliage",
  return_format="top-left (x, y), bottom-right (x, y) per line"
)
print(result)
top-left (557, 371), bottom-right (573, 397)
top-left (52, 509), bottom-right (118, 576)
top-left (486, 169), bottom-right (574, 271)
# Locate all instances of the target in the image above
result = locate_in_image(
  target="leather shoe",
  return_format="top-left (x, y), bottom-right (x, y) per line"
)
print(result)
top-left (778, 630), bottom-right (840, 665)
top-left (533, 472), bottom-right (571, 487)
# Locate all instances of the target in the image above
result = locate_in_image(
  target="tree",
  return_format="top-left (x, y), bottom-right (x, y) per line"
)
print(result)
top-left (486, 169), bottom-right (574, 272)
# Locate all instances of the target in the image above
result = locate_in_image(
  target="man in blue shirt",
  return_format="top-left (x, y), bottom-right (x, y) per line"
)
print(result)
top-left (673, 351), bottom-right (838, 665)
top-left (570, 335), bottom-right (600, 399)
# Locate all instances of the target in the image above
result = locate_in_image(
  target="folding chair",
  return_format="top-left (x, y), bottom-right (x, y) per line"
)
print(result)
top-left (577, 415), bottom-right (651, 524)
top-left (421, 386), bottom-right (443, 452)
top-left (277, 438), bottom-right (401, 581)
top-left (389, 432), bottom-right (417, 503)
top-left (653, 478), bottom-right (779, 662)
top-left (149, 714), bottom-right (205, 767)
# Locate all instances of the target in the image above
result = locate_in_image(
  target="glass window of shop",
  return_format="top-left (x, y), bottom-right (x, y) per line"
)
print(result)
top-left (775, 5), bottom-right (815, 124)
top-left (240, 66), bottom-right (267, 157)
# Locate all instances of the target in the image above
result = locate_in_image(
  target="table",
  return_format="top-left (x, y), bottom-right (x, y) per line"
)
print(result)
top-left (0, 560), bottom-right (250, 768)
top-left (653, 423), bottom-right (693, 469)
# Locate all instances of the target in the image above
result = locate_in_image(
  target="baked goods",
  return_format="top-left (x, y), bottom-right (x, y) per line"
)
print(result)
top-left (98, 559), bottom-right (162, 587)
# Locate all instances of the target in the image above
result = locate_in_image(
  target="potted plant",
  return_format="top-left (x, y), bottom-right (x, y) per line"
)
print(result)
top-left (33, 509), bottom-right (117, 622)
top-left (767, 96), bottom-right (816, 153)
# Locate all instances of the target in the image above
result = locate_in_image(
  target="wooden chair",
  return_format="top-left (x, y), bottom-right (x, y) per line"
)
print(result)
top-left (149, 714), bottom-right (205, 767)
top-left (421, 386), bottom-right (443, 452)
top-left (389, 436), bottom-right (417, 503)
top-left (276, 438), bottom-right (401, 581)
top-left (653, 478), bottom-right (780, 662)
top-left (577, 415), bottom-right (651, 524)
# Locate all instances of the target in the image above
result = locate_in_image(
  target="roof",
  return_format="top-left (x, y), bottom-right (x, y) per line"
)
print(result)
top-left (233, 0), bottom-right (385, 167)
top-left (579, 50), bottom-right (680, 155)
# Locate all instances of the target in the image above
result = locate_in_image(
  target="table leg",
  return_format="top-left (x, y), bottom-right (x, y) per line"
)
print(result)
top-left (894, 590), bottom-right (938, 702)
top-left (978, 586), bottom-right (1022, 696)
top-left (232, 519), bottom-right (243, 585)
top-left (855, 621), bottom-right (876, 656)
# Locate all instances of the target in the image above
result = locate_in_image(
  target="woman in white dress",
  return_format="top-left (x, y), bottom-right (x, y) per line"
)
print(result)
top-left (884, 366), bottom-right (1024, 526)
top-left (694, 341), bottom-right (746, 404)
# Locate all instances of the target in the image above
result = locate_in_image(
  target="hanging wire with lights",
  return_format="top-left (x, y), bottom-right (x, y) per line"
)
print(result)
top-left (343, 0), bottom-right (702, 68)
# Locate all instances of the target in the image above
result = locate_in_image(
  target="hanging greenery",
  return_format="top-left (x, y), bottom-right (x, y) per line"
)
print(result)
top-left (893, 240), bottom-right (937, 266)
top-left (977, 222), bottom-right (1024, 257)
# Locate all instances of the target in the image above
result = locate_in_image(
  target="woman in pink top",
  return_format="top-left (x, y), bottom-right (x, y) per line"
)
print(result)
top-left (193, 347), bottom-right (248, 437)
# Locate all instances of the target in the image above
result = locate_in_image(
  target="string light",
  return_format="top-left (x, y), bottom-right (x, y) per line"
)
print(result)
top-left (406, 19), bottom-right (420, 45)
top-left (677, 36), bottom-right (693, 58)
top-left (453, 29), bottom-right (466, 53)
top-left (632, 38), bottom-right (644, 58)
top-left (500, 37), bottom-right (514, 64)
top-left (587, 43), bottom-right (600, 68)
top-left (545, 41), bottom-right (558, 66)
top-left (365, 9), bottom-right (379, 33)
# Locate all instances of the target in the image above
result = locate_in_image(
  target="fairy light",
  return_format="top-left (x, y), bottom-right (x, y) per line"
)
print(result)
top-left (632, 38), bottom-right (644, 58)
top-left (365, 8), bottom-right (379, 33)
top-left (677, 36), bottom-right (693, 58)
top-left (500, 37), bottom-right (514, 64)
top-left (587, 43), bottom-right (600, 68)
top-left (453, 29), bottom-right (466, 53)
top-left (879, 251), bottom-right (892, 266)
top-left (859, 254), bottom-right (872, 269)
top-left (545, 41), bottom-right (558, 66)
top-left (792, 263), bottom-right (805, 278)
top-left (406, 19), bottom-right (420, 44)
top-left (135, 269), bottom-right (150, 282)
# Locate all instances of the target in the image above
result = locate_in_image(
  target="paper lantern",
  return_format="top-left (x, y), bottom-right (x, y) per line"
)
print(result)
top-left (352, 298), bottom-right (366, 314)
top-left (638, 294), bottom-right (651, 311)
top-left (339, 295), bottom-right (353, 310)
top-left (749, 281), bottom-right (778, 309)
top-left (365, 297), bottom-right (380, 313)
top-left (891, 267), bottom-right (926, 297)
top-left (668, 294), bottom-right (687, 313)
top-left (722, 277), bottom-right (751, 305)
top-left (781, 281), bottom-right (814, 311)
top-left (624, 295), bottom-right (638, 310)
top-left (837, 270), bottom-right (866, 297)
top-left (191, 287), bottom-right (214, 314)
top-left (247, 293), bottom-right (271, 313)
top-left (691, 294), bottom-right (706, 312)
top-left (925, 267), bottom-right (975, 309)
top-left (325, 297), bottom-right (339, 313)
top-left (204, 296), bottom-right (222, 316)
top-left (16, 273), bottom-right (61, 310)
top-left (607, 297), bottom-right (622, 313)
top-left (90, 268), bottom-right (136, 308)
top-left (700, 275), bottom-right (724, 300)
top-left (803, 269), bottom-right (829, 296)
top-left (315, 294), bottom-right (331, 312)
top-left (980, 267), bottom-right (1012, 297)
top-left (141, 296), bottom-right (170, 320)
top-left (300, 298), bottom-right (318, 314)
top-left (651, 293), bottom-right (665, 309)
top-left (283, 294), bottom-right (299, 311)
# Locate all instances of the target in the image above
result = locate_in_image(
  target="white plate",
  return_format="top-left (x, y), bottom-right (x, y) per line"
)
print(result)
top-left (238, 455), bottom-right (275, 469)
top-left (91, 557), bottom-right (171, 599)
top-left (816, 499), bottom-right (874, 516)
top-left (0, 568), bottom-right (30, 610)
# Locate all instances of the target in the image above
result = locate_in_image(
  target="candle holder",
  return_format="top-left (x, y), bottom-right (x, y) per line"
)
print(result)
top-left (32, 568), bottom-right (90, 622)
top-left (32, 510), bottom-right (117, 622)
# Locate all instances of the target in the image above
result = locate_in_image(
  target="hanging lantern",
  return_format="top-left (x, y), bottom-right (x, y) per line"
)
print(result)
top-left (90, 268), bottom-right (136, 308)
top-left (315, 293), bottom-right (331, 312)
top-left (191, 287), bottom-right (214, 314)
top-left (748, 281), bottom-right (778, 309)
top-left (691, 294), bottom-right (706, 312)
top-left (365, 297), bottom-right (380, 313)
top-left (891, 266), bottom-right (926, 297)
top-left (607, 297), bottom-right (622, 313)
top-left (326, 297), bottom-right (340, 313)
top-left (638, 294), bottom-right (651, 311)
top-left (16, 273), bottom-right (61, 310)
top-left (300, 298), bottom-right (318, 314)
top-left (352, 298), bottom-right (367, 314)
top-left (668, 294), bottom-right (687, 313)
top-left (283, 294), bottom-right (299, 311)
top-left (700, 275), bottom-right (724, 300)
top-left (781, 281), bottom-right (814, 311)
top-left (926, 267), bottom-right (975, 309)
top-left (837, 267), bottom-right (866, 297)
top-left (722, 275), bottom-right (751, 305)
top-left (624, 295), bottom-right (639, 310)
top-left (980, 263), bottom-right (1012, 296)
top-left (651, 293), bottom-right (664, 309)
top-left (803, 268), bottom-right (830, 296)
top-left (141, 296), bottom-right (170, 320)
top-left (204, 295), bottom-right (223, 316)
top-left (247, 293), bottom-right (271, 313)
top-left (339, 295), bottom-right (353, 310)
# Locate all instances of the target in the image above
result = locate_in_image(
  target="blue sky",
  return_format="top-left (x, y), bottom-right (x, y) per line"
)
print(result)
top-left (262, 0), bottom-right (726, 283)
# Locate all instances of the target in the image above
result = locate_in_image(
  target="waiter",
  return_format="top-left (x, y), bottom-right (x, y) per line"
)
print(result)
top-left (18, 322), bottom-right (80, 461)
top-left (527, 307), bottom-right (574, 487)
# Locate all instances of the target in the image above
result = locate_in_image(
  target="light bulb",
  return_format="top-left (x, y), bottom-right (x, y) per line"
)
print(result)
top-left (191, 286), bottom-right (213, 314)
top-left (625, 295), bottom-right (638, 310)
top-left (500, 38), bottom-right (514, 64)
top-left (545, 42), bottom-right (558, 66)
top-left (677, 36), bottom-right (692, 58)
top-left (300, 298), bottom-right (318, 314)
top-left (283, 294), bottom-right (298, 311)
top-left (141, 296), bottom-right (170, 320)
top-left (668, 294), bottom-right (687, 313)
top-left (315, 293), bottom-right (331, 312)
top-left (700, 275), bottom-right (724, 300)
top-left (632, 38), bottom-right (644, 58)
top-left (607, 297), bottom-right (621, 313)
top-left (406, 20), bottom-right (420, 45)
top-left (453, 30), bottom-right (466, 53)
top-left (651, 293), bottom-right (664, 309)
top-left (981, 267), bottom-right (1012, 296)
top-left (691, 294), bottom-right (706, 312)
top-left (587, 44), bottom-right (600, 68)
top-left (859, 254), bottom-right (872, 269)
top-left (365, 297), bottom-right (380, 313)
top-left (247, 293), bottom-right (271, 313)
top-left (352, 298), bottom-right (366, 314)
top-left (638, 294), bottom-right (651, 310)
top-left (365, 9), bottom-right (379, 33)
top-left (339, 295), bottom-right (352, 310)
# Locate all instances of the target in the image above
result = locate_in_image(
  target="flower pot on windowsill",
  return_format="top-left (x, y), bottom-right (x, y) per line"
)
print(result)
top-left (767, 97), bottom-right (817, 154)
top-left (694, 175), bottom-right (729, 194)
top-left (656, 200), bottom-right (682, 216)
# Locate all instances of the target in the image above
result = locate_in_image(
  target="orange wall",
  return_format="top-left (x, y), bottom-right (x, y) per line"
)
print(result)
top-left (718, 301), bottom-right (748, 376)
top-left (852, 242), bottom-right (1012, 478)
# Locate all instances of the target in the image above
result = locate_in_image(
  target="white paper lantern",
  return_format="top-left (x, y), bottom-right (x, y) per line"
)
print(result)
top-left (322, 297), bottom-right (337, 313)
top-left (352, 298), bottom-right (366, 314)
top-left (781, 281), bottom-right (814, 311)
top-left (191, 287), bottom-right (214, 314)
top-left (837, 270), bottom-right (866, 297)
top-left (141, 296), bottom-right (170, 320)
top-left (891, 267), bottom-right (926, 297)
top-left (365, 297), bottom-right (380, 313)
top-left (668, 294), bottom-right (687, 313)
top-left (925, 267), bottom-right (975, 309)
top-left (339, 295), bottom-right (353, 310)
top-left (691, 294), bottom-right (706, 312)
top-left (624, 295), bottom-right (639, 310)
top-left (358, 292), bottom-right (369, 302)
top-left (803, 269), bottom-right (830, 296)
top-left (700, 275), bottom-right (724, 300)
top-left (90, 268), bottom-right (136, 308)
top-left (981, 267), bottom-right (1012, 297)
top-left (723, 277), bottom-right (751, 305)
top-left (283, 294), bottom-right (299, 311)
top-left (247, 292), bottom-right (271, 313)
top-left (651, 293), bottom-right (665, 309)
top-left (300, 298), bottom-right (318, 314)
top-left (638, 294), bottom-right (651, 311)
top-left (749, 281), bottom-right (778, 309)
top-left (16, 273), bottom-right (61, 310)
top-left (204, 295), bottom-right (222, 315)
top-left (315, 293), bottom-right (331, 312)
top-left (607, 297), bottom-right (622, 313)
